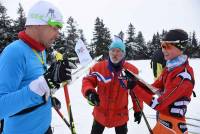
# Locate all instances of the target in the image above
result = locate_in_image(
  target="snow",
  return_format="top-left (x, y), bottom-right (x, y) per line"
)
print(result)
top-left (52, 59), bottom-right (200, 134)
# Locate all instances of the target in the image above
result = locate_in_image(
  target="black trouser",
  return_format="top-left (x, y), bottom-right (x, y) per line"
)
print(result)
top-left (44, 126), bottom-right (53, 134)
top-left (0, 120), bottom-right (3, 134)
top-left (91, 120), bottom-right (127, 134)
top-left (0, 120), bottom-right (51, 134)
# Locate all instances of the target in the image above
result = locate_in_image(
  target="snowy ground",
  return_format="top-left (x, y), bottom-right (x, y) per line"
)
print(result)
top-left (51, 59), bottom-right (200, 134)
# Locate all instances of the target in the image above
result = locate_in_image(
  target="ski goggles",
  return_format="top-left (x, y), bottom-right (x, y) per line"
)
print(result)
top-left (161, 43), bottom-right (174, 50)
top-left (161, 39), bottom-right (188, 44)
top-left (48, 19), bottom-right (63, 28)
top-left (161, 42), bottom-right (185, 50)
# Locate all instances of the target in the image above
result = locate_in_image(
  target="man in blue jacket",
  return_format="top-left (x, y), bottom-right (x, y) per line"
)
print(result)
top-left (0, 1), bottom-right (71, 133)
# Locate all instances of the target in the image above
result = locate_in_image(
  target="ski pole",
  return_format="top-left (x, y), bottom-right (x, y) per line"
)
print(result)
top-left (130, 91), bottom-right (153, 134)
top-left (63, 85), bottom-right (76, 134)
top-left (53, 107), bottom-right (71, 128)
top-left (53, 50), bottom-right (76, 134)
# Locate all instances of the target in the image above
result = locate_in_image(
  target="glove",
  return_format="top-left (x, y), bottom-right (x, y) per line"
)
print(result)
top-left (122, 69), bottom-right (138, 90)
top-left (134, 111), bottom-right (142, 124)
top-left (51, 97), bottom-right (61, 110)
top-left (29, 76), bottom-right (50, 101)
top-left (127, 77), bottom-right (137, 90)
top-left (86, 90), bottom-right (100, 106)
top-left (44, 59), bottom-right (72, 89)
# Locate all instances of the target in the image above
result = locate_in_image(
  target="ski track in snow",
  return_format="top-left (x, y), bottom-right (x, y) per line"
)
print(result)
top-left (51, 59), bottom-right (200, 134)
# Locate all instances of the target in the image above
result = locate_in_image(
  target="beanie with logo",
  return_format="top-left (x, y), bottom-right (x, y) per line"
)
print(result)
top-left (25, 1), bottom-right (63, 28)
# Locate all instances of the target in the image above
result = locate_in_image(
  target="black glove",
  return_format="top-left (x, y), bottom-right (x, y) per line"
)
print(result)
top-left (51, 97), bottom-right (61, 110)
top-left (122, 69), bottom-right (138, 89)
top-left (127, 77), bottom-right (137, 90)
top-left (134, 111), bottom-right (142, 124)
top-left (44, 59), bottom-right (72, 89)
top-left (86, 90), bottom-right (100, 106)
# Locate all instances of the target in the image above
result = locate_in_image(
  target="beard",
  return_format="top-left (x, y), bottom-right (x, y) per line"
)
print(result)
top-left (110, 56), bottom-right (123, 64)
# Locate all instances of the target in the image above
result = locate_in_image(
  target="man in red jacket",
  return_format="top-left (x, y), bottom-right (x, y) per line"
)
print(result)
top-left (82, 37), bottom-right (143, 134)
top-left (129, 29), bottom-right (195, 134)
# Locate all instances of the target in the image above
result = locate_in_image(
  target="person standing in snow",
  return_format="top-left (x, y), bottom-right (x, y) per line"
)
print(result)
top-left (0, 1), bottom-right (72, 133)
top-left (129, 29), bottom-right (195, 134)
top-left (150, 49), bottom-right (166, 80)
top-left (82, 37), bottom-right (143, 134)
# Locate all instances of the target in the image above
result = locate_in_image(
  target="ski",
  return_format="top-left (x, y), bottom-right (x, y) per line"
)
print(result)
top-left (147, 114), bottom-right (200, 122)
top-left (124, 69), bottom-right (160, 95)
top-left (146, 116), bottom-right (200, 128)
top-left (70, 55), bottom-right (102, 84)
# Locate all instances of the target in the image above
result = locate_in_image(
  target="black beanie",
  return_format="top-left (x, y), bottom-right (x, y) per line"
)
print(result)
top-left (162, 29), bottom-right (188, 50)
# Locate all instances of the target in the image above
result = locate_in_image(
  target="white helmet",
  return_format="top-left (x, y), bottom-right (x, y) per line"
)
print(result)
top-left (25, 1), bottom-right (63, 28)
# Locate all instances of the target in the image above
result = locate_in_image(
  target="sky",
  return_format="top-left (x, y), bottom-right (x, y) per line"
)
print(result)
top-left (2, 0), bottom-right (200, 43)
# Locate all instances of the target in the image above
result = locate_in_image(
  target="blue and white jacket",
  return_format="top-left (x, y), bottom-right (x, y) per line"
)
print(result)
top-left (0, 40), bottom-right (51, 134)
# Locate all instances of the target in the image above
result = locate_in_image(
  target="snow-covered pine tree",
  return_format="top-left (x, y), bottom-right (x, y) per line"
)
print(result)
top-left (0, 2), bottom-right (13, 53)
top-left (147, 32), bottom-right (161, 57)
top-left (12, 3), bottom-right (26, 40)
top-left (185, 31), bottom-right (199, 58)
top-left (134, 31), bottom-right (148, 59)
top-left (118, 31), bottom-right (124, 41)
top-left (92, 17), bottom-right (111, 59)
top-left (125, 23), bottom-right (136, 60)
top-left (65, 16), bottom-right (79, 58)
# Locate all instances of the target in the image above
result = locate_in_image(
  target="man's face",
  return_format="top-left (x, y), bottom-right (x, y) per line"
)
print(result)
top-left (109, 48), bottom-right (124, 64)
top-left (161, 42), bottom-right (182, 60)
top-left (37, 25), bottom-right (60, 48)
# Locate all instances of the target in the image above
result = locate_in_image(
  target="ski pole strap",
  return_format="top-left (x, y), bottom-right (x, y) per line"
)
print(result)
top-left (10, 96), bottom-right (46, 117)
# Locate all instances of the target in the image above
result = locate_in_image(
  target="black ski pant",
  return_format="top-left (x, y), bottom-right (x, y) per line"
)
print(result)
top-left (0, 120), bottom-right (3, 134)
top-left (0, 120), bottom-right (51, 134)
top-left (44, 126), bottom-right (53, 134)
top-left (91, 120), bottom-right (127, 134)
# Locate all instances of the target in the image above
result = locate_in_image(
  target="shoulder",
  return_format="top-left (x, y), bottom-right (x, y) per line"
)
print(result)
top-left (0, 40), bottom-right (31, 64)
top-left (124, 61), bottom-right (139, 74)
top-left (3, 40), bottom-right (31, 56)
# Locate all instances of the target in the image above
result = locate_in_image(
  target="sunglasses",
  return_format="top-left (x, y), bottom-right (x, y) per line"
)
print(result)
top-left (48, 19), bottom-right (63, 29)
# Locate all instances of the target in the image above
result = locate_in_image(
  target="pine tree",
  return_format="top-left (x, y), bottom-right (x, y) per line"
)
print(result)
top-left (65, 16), bottom-right (79, 58)
top-left (148, 32), bottom-right (161, 57)
top-left (185, 31), bottom-right (199, 58)
top-left (92, 17), bottom-right (111, 59)
top-left (134, 31), bottom-right (148, 59)
top-left (0, 2), bottom-right (13, 53)
top-left (12, 3), bottom-right (26, 40)
top-left (78, 29), bottom-right (87, 45)
top-left (125, 23), bottom-right (136, 60)
top-left (118, 31), bottom-right (124, 41)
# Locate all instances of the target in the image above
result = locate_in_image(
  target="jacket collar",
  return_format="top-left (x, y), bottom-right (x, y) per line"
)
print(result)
top-left (18, 31), bottom-right (46, 51)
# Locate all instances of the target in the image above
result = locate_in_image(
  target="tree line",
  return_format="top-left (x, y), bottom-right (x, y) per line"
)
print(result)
top-left (0, 2), bottom-right (200, 63)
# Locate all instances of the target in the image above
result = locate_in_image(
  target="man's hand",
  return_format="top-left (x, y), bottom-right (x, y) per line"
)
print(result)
top-left (44, 59), bottom-right (72, 89)
top-left (51, 97), bottom-right (61, 110)
top-left (134, 111), bottom-right (142, 124)
top-left (120, 69), bottom-right (138, 90)
top-left (86, 90), bottom-right (100, 106)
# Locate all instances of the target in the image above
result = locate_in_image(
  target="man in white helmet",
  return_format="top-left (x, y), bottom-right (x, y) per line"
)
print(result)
top-left (0, 1), bottom-right (72, 133)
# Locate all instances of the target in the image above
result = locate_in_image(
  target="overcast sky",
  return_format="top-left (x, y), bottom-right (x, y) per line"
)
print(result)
top-left (2, 0), bottom-right (200, 42)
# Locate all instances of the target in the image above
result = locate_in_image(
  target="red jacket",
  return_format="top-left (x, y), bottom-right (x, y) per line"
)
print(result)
top-left (82, 60), bottom-right (142, 127)
top-left (133, 60), bottom-right (194, 120)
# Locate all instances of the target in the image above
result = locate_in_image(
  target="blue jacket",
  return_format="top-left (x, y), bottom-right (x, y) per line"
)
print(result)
top-left (0, 40), bottom-right (51, 134)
